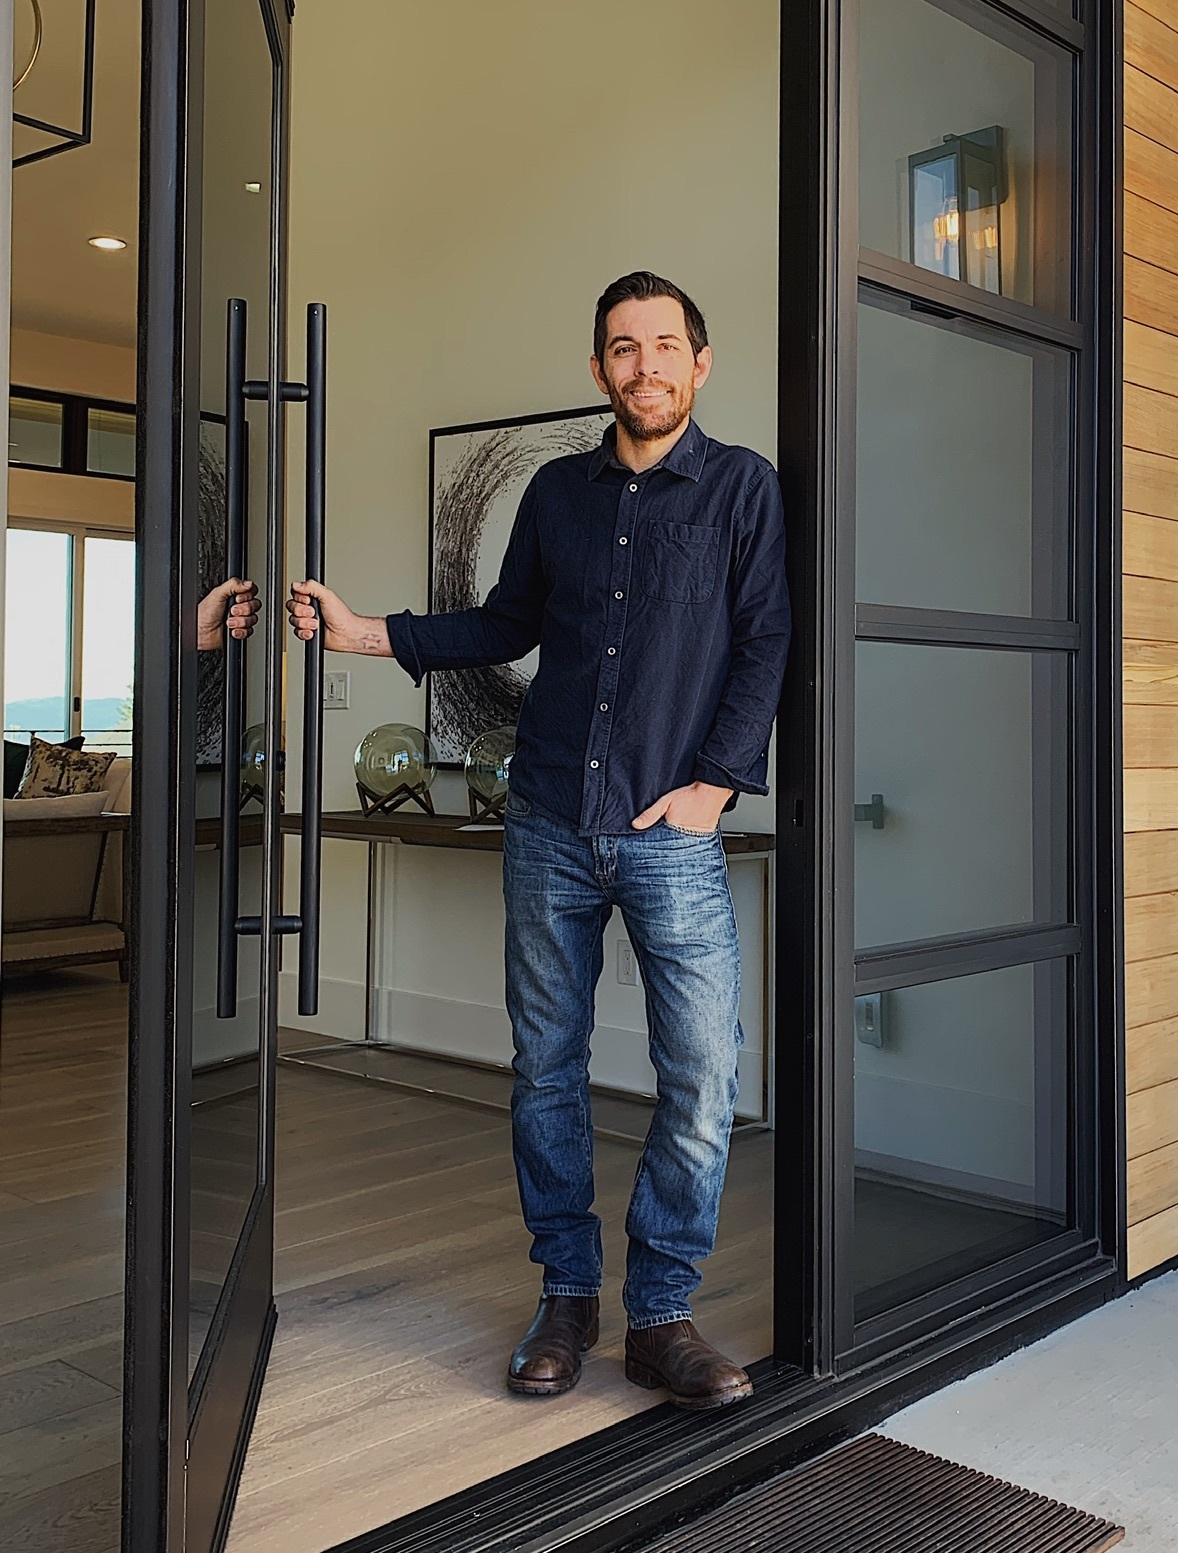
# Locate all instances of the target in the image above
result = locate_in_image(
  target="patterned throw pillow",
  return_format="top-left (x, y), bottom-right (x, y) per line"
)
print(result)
top-left (16, 736), bottom-right (116, 799)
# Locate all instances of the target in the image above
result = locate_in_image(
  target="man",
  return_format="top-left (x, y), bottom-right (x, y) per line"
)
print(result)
top-left (288, 272), bottom-right (790, 1409)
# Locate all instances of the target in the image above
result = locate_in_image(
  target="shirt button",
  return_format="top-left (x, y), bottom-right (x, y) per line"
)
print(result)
top-left (619, 536), bottom-right (628, 545)
top-left (615, 591), bottom-right (624, 600)
top-left (629, 483), bottom-right (638, 492)
top-left (600, 703), bottom-right (609, 712)
top-left (607, 647), bottom-right (617, 656)
top-left (590, 760), bottom-right (600, 769)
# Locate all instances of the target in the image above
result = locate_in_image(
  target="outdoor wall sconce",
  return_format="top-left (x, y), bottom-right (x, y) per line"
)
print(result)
top-left (11, 0), bottom-right (96, 169)
top-left (854, 793), bottom-right (887, 830)
top-left (908, 126), bottom-right (1005, 295)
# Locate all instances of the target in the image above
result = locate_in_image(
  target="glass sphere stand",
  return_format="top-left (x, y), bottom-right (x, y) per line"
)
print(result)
top-left (356, 777), bottom-right (436, 819)
top-left (466, 788), bottom-right (507, 823)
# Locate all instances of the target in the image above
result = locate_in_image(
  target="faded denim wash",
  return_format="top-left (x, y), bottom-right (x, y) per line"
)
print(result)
top-left (503, 797), bottom-right (743, 1329)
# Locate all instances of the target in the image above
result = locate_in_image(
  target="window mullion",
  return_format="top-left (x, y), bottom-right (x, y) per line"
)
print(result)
top-left (69, 533), bottom-right (86, 740)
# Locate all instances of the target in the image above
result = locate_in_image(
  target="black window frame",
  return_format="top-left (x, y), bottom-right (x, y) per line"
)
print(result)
top-left (8, 383), bottom-right (137, 481)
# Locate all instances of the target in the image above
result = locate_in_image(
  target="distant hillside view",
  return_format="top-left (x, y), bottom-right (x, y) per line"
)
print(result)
top-left (4, 696), bottom-right (130, 740)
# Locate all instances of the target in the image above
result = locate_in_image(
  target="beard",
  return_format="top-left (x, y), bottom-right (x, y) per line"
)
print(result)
top-left (607, 374), bottom-right (695, 442)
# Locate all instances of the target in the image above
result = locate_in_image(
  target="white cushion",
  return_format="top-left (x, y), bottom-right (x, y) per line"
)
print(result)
top-left (105, 758), bottom-right (132, 814)
top-left (3, 790), bottom-right (111, 822)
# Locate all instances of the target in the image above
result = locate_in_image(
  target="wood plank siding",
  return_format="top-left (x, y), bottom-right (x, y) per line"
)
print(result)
top-left (1124, 0), bottom-right (1178, 1277)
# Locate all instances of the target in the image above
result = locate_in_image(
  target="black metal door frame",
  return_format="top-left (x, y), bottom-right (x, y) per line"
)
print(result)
top-left (124, 1), bottom-right (293, 1548)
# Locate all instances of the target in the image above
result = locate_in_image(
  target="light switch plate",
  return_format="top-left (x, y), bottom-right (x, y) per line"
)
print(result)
top-left (617, 939), bottom-right (637, 986)
top-left (323, 670), bottom-right (350, 710)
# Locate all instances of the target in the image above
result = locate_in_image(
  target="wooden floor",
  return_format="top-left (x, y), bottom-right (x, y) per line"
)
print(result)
top-left (0, 967), bottom-right (127, 1553)
top-left (0, 971), bottom-right (1044, 1553)
top-left (226, 1060), bottom-right (774, 1553)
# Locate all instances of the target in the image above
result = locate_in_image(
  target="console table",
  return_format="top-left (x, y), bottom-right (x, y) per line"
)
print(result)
top-left (278, 810), bottom-right (776, 1128)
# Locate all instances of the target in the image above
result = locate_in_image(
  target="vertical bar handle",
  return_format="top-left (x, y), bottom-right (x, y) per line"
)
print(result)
top-left (217, 298), bottom-right (248, 1018)
top-left (298, 303), bottom-right (327, 1016)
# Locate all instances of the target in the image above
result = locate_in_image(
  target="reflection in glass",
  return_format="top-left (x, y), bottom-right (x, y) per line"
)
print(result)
top-left (855, 295), bottom-right (1070, 619)
top-left (188, 0), bottom-right (273, 1384)
top-left (910, 127), bottom-right (1003, 293)
top-left (854, 642), bottom-right (1068, 949)
top-left (3, 528), bottom-right (71, 742)
top-left (858, 0), bottom-right (1073, 315)
top-left (8, 395), bottom-right (63, 467)
top-left (87, 407), bottom-right (137, 477)
top-left (854, 959), bottom-right (1068, 1321)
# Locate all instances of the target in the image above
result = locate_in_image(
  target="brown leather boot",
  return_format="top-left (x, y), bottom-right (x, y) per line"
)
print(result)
top-left (507, 1294), bottom-right (600, 1396)
top-left (625, 1320), bottom-right (753, 1409)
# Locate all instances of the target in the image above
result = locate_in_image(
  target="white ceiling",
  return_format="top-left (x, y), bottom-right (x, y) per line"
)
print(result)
top-left (10, 0), bottom-right (141, 348)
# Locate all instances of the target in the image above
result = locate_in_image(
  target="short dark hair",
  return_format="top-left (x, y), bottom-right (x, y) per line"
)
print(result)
top-left (593, 271), bottom-right (708, 362)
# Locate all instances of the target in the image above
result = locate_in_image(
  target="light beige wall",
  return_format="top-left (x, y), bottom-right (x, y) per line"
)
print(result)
top-left (281, 0), bottom-right (781, 1094)
top-left (6, 328), bottom-right (135, 532)
top-left (9, 327), bottom-right (135, 400)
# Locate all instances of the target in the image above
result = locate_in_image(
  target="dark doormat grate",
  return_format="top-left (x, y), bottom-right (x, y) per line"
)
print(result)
top-left (645, 1433), bottom-right (1125, 1553)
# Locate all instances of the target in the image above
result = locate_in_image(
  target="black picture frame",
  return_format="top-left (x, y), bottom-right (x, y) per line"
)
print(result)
top-left (425, 404), bottom-right (612, 766)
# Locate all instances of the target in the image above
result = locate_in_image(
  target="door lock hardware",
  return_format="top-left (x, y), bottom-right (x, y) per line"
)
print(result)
top-left (853, 793), bottom-right (886, 829)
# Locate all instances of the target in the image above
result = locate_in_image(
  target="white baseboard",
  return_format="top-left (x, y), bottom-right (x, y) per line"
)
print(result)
top-left (278, 974), bottom-right (765, 1119)
top-left (855, 1071), bottom-right (1035, 1190)
top-left (192, 996), bottom-right (261, 1066)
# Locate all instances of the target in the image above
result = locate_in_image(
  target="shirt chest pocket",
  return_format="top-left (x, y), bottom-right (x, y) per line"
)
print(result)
top-left (640, 521), bottom-right (721, 604)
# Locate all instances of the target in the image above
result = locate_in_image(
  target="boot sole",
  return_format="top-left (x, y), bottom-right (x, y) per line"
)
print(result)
top-left (506, 1325), bottom-right (599, 1397)
top-left (625, 1356), bottom-right (754, 1410)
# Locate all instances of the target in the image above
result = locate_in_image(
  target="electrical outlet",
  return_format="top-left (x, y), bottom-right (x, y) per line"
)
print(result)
top-left (854, 992), bottom-right (884, 1048)
top-left (617, 939), bottom-right (637, 986)
top-left (323, 670), bottom-right (350, 710)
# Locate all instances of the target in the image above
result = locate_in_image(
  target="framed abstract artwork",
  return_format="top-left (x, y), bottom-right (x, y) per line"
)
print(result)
top-left (195, 412), bottom-right (247, 769)
top-left (427, 404), bottom-right (612, 765)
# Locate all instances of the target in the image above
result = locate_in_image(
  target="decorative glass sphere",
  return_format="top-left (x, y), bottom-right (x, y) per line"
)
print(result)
top-left (464, 725), bottom-right (517, 803)
top-left (241, 722), bottom-right (266, 786)
top-left (354, 723), bottom-right (436, 798)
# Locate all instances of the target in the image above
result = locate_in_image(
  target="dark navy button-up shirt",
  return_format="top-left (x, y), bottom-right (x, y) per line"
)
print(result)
top-left (386, 418), bottom-right (791, 836)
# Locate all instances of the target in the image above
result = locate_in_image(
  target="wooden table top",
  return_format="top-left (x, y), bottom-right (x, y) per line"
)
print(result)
top-left (279, 809), bottom-right (775, 856)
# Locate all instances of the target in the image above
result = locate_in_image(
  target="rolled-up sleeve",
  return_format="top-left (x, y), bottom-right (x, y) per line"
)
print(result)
top-left (692, 466), bottom-right (791, 795)
top-left (386, 479), bottom-right (546, 688)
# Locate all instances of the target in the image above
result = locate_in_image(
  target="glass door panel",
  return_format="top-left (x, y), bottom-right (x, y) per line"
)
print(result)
top-left (186, 0), bottom-right (276, 1390)
top-left (855, 296), bottom-right (1071, 619)
top-left (854, 958), bottom-right (1068, 1321)
top-left (854, 641), bottom-right (1069, 947)
top-left (842, 0), bottom-right (1081, 1347)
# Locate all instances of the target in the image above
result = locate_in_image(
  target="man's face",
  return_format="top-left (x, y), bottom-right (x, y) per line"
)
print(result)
top-left (591, 296), bottom-right (713, 442)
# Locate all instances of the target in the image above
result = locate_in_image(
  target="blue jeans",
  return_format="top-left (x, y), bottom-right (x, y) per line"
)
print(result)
top-left (502, 798), bottom-right (743, 1329)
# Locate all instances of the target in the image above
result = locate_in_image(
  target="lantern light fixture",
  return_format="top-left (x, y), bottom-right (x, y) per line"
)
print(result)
top-left (908, 126), bottom-right (1006, 296)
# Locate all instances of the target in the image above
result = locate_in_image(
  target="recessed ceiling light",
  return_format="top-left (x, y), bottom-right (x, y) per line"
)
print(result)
top-left (244, 181), bottom-right (261, 194)
top-left (88, 235), bottom-right (127, 251)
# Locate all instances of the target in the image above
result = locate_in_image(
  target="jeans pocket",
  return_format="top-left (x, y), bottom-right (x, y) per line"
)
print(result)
top-left (641, 522), bottom-right (721, 604)
top-left (505, 792), bottom-right (532, 820)
top-left (661, 818), bottom-right (719, 838)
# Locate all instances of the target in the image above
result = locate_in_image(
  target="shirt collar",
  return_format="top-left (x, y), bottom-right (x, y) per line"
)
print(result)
top-left (587, 416), bottom-right (707, 483)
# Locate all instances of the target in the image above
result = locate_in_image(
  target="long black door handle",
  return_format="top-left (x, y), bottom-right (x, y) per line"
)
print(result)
top-left (217, 298), bottom-right (248, 1018)
top-left (298, 303), bottom-right (326, 1016)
